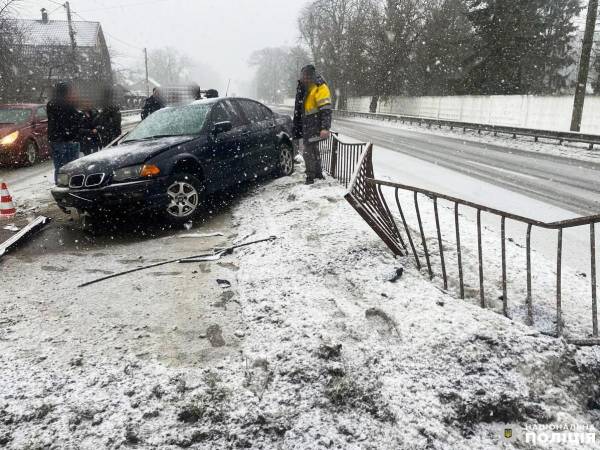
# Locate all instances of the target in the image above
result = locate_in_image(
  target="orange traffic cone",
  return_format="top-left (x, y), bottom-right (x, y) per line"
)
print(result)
top-left (0, 181), bottom-right (16, 219)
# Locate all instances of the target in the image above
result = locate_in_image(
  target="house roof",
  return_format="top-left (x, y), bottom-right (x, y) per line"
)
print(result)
top-left (16, 19), bottom-right (101, 48)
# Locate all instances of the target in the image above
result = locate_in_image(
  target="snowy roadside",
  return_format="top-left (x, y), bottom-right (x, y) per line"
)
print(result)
top-left (341, 115), bottom-right (600, 164)
top-left (1, 167), bottom-right (600, 448)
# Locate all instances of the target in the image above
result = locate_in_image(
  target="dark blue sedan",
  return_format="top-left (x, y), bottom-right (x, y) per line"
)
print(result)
top-left (51, 97), bottom-right (294, 223)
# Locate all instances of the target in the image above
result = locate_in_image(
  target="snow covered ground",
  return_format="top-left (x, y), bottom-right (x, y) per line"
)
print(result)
top-left (2, 163), bottom-right (600, 448)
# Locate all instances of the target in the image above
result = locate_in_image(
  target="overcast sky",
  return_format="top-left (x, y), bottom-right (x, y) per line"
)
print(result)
top-left (18, 0), bottom-right (310, 95)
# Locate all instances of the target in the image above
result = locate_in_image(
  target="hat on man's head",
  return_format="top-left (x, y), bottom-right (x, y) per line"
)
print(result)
top-left (301, 64), bottom-right (316, 76)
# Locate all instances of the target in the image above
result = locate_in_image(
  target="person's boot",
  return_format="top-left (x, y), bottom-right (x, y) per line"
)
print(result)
top-left (315, 173), bottom-right (325, 180)
top-left (305, 178), bottom-right (315, 185)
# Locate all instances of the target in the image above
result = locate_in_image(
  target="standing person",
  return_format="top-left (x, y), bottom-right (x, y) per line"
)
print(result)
top-left (80, 106), bottom-right (100, 155)
top-left (95, 87), bottom-right (122, 147)
top-left (141, 87), bottom-right (164, 120)
top-left (293, 64), bottom-right (332, 185)
top-left (291, 79), bottom-right (305, 159)
top-left (47, 82), bottom-right (83, 184)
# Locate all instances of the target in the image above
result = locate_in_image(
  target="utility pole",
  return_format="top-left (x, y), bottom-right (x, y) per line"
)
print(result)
top-left (570, 0), bottom-right (598, 132)
top-left (64, 1), bottom-right (77, 73)
top-left (64, 2), bottom-right (76, 52)
top-left (144, 48), bottom-right (150, 96)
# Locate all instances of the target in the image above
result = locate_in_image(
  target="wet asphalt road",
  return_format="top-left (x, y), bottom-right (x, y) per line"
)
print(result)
top-left (331, 118), bottom-right (600, 216)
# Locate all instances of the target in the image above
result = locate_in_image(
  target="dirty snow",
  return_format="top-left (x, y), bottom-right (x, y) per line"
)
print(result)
top-left (1, 162), bottom-right (600, 448)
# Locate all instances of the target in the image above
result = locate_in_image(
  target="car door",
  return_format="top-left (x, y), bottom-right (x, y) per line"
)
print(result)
top-left (33, 106), bottom-right (49, 156)
top-left (204, 101), bottom-right (246, 190)
top-left (237, 100), bottom-right (278, 177)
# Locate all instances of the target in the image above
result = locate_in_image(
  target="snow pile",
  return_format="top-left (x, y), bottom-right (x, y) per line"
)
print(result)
top-left (1, 170), bottom-right (600, 448)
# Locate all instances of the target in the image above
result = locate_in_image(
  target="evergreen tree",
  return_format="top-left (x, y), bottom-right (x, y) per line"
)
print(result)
top-left (411, 0), bottom-right (475, 96)
top-left (465, 0), bottom-right (582, 95)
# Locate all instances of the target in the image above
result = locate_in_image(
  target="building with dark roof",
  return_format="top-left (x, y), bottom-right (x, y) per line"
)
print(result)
top-left (8, 8), bottom-right (112, 105)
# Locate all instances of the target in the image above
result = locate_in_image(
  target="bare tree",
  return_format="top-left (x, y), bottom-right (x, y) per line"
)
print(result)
top-left (299, 0), bottom-right (372, 109)
top-left (249, 46), bottom-right (310, 102)
top-left (0, 1), bottom-right (23, 102)
top-left (148, 47), bottom-right (193, 85)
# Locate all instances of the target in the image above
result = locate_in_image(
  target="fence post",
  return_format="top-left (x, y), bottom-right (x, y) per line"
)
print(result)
top-left (330, 137), bottom-right (338, 178)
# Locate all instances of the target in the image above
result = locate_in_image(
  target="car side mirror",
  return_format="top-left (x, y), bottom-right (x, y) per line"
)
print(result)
top-left (212, 121), bottom-right (232, 136)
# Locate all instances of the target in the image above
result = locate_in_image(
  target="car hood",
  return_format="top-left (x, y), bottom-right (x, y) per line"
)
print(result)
top-left (61, 135), bottom-right (196, 174)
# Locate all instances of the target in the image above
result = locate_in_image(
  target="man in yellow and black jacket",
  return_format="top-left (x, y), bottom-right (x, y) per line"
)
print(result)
top-left (293, 65), bottom-right (332, 185)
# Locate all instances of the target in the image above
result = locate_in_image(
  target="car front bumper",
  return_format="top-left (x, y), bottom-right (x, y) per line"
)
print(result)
top-left (51, 177), bottom-right (170, 214)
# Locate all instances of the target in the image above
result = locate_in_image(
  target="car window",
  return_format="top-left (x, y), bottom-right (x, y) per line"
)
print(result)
top-left (222, 100), bottom-right (245, 128)
top-left (0, 108), bottom-right (31, 124)
top-left (210, 103), bottom-right (230, 124)
top-left (256, 104), bottom-right (273, 121)
top-left (36, 106), bottom-right (47, 121)
top-left (239, 100), bottom-right (264, 124)
top-left (123, 104), bottom-right (211, 142)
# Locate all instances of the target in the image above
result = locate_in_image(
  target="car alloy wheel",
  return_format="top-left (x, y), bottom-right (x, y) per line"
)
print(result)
top-left (26, 141), bottom-right (38, 165)
top-left (166, 180), bottom-right (200, 218)
top-left (279, 145), bottom-right (294, 176)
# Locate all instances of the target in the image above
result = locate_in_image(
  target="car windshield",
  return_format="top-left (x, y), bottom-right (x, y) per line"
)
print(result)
top-left (0, 108), bottom-right (31, 124)
top-left (123, 104), bottom-right (211, 142)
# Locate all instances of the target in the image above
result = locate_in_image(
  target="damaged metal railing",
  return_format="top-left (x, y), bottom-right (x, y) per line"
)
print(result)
top-left (343, 144), bottom-right (600, 345)
top-left (318, 133), bottom-right (369, 188)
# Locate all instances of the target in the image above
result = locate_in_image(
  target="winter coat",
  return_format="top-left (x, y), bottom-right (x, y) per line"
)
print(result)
top-left (80, 109), bottom-right (101, 155)
top-left (293, 74), bottom-right (332, 142)
top-left (47, 99), bottom-right (83, 143)
top-left (95, 106), bottom-right (122, 146)
top-left (141, 95), bottom-right (164, 120)
top-left (292, 80), bottom-right (305, 139)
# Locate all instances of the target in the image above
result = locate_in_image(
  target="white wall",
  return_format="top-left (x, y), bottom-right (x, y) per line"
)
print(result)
top-left (346, 95), bottom-right (600, 134)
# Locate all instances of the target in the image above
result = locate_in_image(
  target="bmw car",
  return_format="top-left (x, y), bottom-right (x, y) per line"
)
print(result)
top-left (51, 97), bottom-right (294, 223)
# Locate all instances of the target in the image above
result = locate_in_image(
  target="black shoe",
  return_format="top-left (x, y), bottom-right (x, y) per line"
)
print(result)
top-left (305, 178), bottom-right (315, 185)
top-left (316, 174), bottom-right (325, 180)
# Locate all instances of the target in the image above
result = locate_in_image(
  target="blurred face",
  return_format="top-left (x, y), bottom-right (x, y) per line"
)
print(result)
top-left (66, 87), bottom-right (78, 105)
top-left (302, 71), bottom-right (314, 87)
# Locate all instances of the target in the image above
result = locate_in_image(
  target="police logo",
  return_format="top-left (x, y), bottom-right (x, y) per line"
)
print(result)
top-left (504, 428), bottom-right (513, 439)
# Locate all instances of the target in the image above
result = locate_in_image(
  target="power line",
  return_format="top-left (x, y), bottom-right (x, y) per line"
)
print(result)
top-left (71, 10), bottom-right (144, 52)
top-left (77, 0), bottom-right (174, 13)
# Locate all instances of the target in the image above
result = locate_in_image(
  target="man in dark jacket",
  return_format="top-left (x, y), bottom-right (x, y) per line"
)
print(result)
top-left (292, 79), bottom-right (305, 159)
top-left (47, 82), bottom-right (84, 183)
top-left (293, 65), bottom-right (332, 184)
top-left (95, 87), bottom-right (122, 147)
top-left (141, 88), bottom-right (164, 120)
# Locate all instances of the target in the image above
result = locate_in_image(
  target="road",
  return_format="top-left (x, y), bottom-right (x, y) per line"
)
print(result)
top-left (332, 117), bottom-right (600, 218)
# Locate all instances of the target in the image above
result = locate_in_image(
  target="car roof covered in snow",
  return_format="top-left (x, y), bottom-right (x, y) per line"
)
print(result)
top-left (17, 19), bottom-right (101, 47)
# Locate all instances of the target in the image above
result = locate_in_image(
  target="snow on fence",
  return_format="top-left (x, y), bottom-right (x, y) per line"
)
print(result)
top-left (317, 133), bottom-right (600, 344)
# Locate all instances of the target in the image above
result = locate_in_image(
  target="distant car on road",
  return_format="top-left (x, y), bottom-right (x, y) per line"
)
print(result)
top-left (0, 104), bottom-right (50, 166)
top-left (51, 97), bottom-right (295, 224)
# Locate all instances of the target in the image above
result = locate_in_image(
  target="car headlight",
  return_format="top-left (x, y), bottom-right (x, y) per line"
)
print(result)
top-left (112, 164), bottom-right (160, 182)
top-left (0, 131), bottom-right (19, 146)
top-left (112, 165), bottom-right (143, 182)
top-left (56, 173), bottom-right (70, 187)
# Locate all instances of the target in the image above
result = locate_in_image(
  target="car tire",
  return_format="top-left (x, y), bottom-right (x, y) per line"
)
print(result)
top-left (164, 172), bottom-right (205, 224)
top-left (25, 140), bottom-right (39, 166)
top-left (277, 142), bottom-right (294, 177)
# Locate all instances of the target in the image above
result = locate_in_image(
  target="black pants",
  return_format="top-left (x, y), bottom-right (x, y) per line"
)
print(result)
top-left (303, 141), bottom-right (323, 179)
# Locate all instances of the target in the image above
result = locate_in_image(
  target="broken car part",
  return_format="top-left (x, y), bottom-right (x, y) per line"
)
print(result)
top-left (0, 216), bottom-right (51, 260)
top-left (78, 236), bottom-right (276, 288)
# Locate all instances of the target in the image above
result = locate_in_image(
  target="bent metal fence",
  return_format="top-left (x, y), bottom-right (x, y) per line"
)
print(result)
top-left (323, 138), bottom-right (600, 345)
top-left (317, 133), bottom-right (369, 188)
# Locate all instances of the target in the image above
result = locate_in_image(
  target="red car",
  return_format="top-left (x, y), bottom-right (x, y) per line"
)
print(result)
top-left (0, 104), bottom-right (50, 167)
